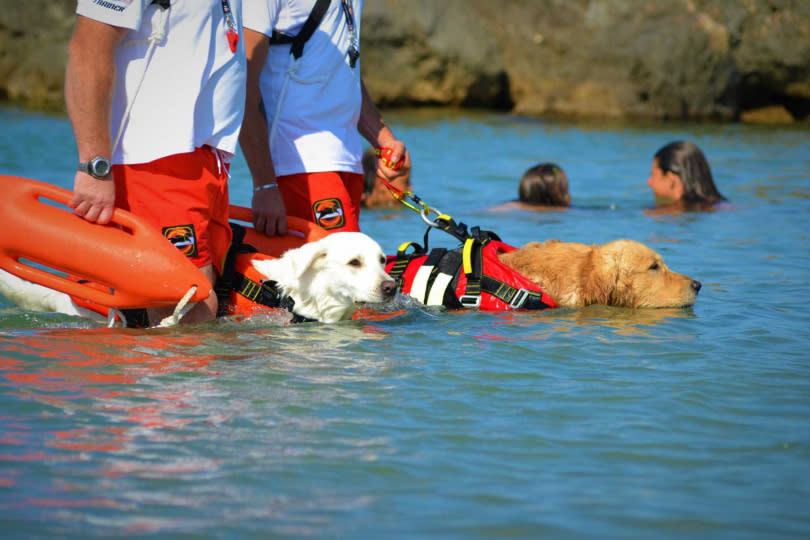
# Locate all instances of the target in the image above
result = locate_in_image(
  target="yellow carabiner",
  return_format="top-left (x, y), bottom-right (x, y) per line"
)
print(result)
top-left (380, 181), bottom-right (458, 230)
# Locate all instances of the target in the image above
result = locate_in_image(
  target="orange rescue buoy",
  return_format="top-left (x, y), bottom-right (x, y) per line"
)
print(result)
top-left (0, 175), bottom-right (211, 309)
top-left (228, 205), bottom-right (330, 257)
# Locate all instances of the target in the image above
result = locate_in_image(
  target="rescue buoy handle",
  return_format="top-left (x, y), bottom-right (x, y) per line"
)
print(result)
top-left (21, 177), bottom-right (143, 231)
top-left (229, 205), bottom-right (325, 240)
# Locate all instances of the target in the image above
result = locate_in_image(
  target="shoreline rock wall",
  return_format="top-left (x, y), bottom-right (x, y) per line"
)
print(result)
top-left (2, 0), bottom-right (808, 124)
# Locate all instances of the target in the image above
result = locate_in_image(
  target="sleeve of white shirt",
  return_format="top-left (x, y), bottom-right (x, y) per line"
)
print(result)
top-left (75, 0), bottom-right (151, 30)
top-left (243, 0), bottom-right (281, 36)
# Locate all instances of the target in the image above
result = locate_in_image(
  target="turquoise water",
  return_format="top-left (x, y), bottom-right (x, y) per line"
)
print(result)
top-left (1, 105), bottom-right (809, 539)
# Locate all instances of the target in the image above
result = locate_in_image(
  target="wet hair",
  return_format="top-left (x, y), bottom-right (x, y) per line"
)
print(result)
top-left (518, 163), bottom-right (570, 206)
top-left (362, 146), bottom-right (377, 194)
top-left (654, 141), bottom-right (727, 204)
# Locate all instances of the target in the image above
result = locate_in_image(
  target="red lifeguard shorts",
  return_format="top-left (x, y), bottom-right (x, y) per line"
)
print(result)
top-left (277, 171), bottom-right (363, 232)
top-left (112, 146), bottom-right (232, 274)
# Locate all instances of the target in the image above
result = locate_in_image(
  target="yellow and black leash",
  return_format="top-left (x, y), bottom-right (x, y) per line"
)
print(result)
top-left (373, 154), bottom-right (500, 253)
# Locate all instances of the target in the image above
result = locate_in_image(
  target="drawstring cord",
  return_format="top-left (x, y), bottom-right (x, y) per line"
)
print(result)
top-left (268, 55), bottom-right (296, 148)
top-left (269, 55), bottom-right (328, 147)
top-left (112, 5), bottom-right (169, 157)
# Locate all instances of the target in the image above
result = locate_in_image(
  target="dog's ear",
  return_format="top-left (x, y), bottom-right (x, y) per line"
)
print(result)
top-left (252, 240), bottom-right (329, 283)
top-left (287, 240), bottom-right (329, 278)
top-left (581, 244), bottom-right (621, 306)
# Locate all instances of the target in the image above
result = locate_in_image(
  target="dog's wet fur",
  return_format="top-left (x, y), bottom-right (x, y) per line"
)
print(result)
top-left (498, 239), bottom-right (700, 308)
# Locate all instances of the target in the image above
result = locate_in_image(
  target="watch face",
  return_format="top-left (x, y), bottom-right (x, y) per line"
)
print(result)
top-left (91, 158), bottom-right (111, 177)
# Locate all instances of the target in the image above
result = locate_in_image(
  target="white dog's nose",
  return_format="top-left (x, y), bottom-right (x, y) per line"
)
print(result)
top-left (380, 279), bottom-right (398, 299)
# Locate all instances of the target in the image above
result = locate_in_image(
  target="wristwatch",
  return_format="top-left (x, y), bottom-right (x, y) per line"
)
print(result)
top-left (78, 156), bottom-right (112, 179)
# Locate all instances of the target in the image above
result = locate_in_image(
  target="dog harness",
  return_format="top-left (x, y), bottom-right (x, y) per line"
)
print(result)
top-left (214, 224), bottom-right (315, 323)
top-left (386, 234), bottom-right (557, 311)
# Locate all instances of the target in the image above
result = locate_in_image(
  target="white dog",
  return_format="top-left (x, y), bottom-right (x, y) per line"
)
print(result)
top-left (0, 232), bottom-right (397, 326)
top-left (248, 231), bottom-right (397, 323)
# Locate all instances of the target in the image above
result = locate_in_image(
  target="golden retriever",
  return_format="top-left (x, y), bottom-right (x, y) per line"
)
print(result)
top-left (497, 239), bottom-right (701, 308)
top-left (0, 232), bottom-right (398, 326)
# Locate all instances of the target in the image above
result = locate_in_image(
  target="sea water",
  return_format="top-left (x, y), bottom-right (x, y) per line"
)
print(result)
top-left (1, 105), bottom-right (809, 539)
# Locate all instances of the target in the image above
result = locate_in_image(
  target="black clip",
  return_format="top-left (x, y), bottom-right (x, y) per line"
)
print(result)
top-left (348, 47), bottom-right (360, 68)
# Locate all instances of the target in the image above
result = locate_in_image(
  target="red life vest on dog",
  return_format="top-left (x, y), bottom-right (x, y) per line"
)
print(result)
top-left (385, 237), bottom-right (556, 311)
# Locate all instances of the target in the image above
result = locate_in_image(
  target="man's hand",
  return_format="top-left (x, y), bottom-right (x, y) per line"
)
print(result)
top-left (376, 140), bottom-right (411, 184)
top-left (251, 186), bottom-right (288, 236)
top-left (70, 172), bottom-right (116, 224)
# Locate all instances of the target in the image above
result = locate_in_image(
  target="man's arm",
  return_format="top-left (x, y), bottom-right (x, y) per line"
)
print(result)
top-left (239, 28), bottom-right (288, 236)
top-left (65, 15), bottom-right (127, 225)
top-left (357, 80), bottom-right (411, 183)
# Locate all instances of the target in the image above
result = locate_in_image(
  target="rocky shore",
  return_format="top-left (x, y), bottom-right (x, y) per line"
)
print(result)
top-left (2, 0), bottom-right (808, 123)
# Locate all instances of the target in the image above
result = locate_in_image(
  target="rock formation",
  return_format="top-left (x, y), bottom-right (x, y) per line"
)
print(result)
top-left (2, 0), bottom-right (808, 123)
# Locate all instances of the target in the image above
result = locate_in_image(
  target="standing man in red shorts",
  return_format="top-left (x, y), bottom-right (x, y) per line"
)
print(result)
top-left (66, 0), bottom-right (246, 324)
top-left (240, 0), bottom-right (411, 237)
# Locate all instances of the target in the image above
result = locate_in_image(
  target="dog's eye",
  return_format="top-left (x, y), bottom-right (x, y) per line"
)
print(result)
top-left (379, 255), bottom-right (386, 265)
top-left (348, 258), bottom-right (362, 267)
top-left (649, 262), bottom-right (660, 271)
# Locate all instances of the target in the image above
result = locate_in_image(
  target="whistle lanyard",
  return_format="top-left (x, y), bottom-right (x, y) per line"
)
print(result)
top-left (340, 0), bottom-right (359, 68)
top-left (221, 0), bottom-right (239, 53)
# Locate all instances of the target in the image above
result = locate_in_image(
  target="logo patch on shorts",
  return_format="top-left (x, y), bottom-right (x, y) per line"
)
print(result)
top-left (312, 198), bottom-right (346, 230)
top-left (162, 224), bottom-right (198, 258)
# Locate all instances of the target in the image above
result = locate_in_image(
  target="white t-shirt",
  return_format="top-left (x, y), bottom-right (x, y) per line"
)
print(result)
top-left (76, 0), bottom-right (247, 164)
top-left (244, 0), bottom-right (365, 176)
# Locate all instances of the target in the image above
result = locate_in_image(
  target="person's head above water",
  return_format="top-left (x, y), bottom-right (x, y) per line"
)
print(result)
top-left (518, 163), bottom-right (570, 207)
top-left (648, 141), bottom-right (727, 207)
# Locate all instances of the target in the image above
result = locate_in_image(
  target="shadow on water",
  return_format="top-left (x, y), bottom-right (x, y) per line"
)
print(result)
top-left (458, 305), bottom-right (696, 342)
